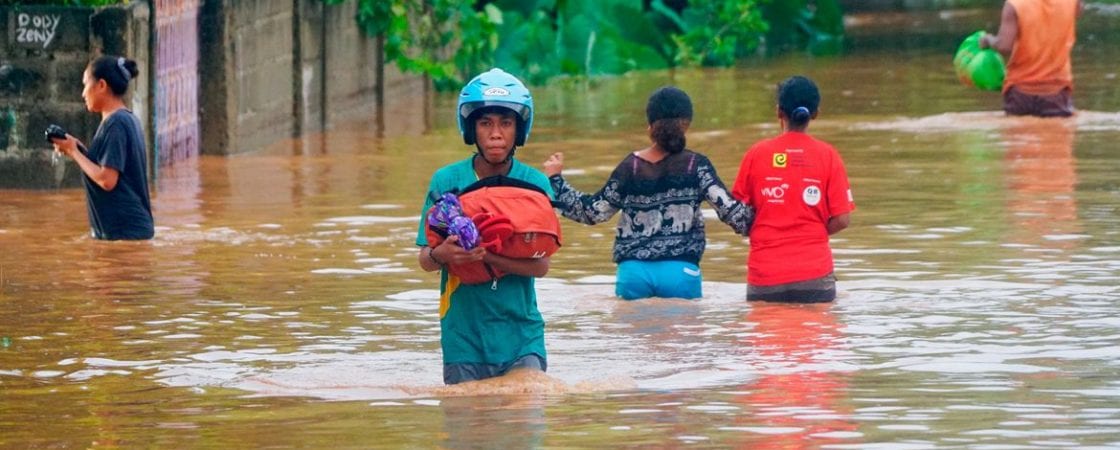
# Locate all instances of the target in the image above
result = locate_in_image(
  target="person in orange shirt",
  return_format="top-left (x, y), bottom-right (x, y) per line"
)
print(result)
top-left (980, 0), bottom-right (1083, 117)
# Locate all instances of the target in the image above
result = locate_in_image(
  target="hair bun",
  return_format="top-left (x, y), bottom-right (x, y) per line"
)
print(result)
top-left (791, 106), bottom-right (811, 122)
top-left (117, 57), bottom-right (139, 81)
top-left (123, 59), bottom-right (139, 79)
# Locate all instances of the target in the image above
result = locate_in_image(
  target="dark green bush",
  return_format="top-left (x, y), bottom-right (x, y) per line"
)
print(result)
top-left (326, 0), bottom-right (844, 89)
top-left (0, 0), bottom-right (126, 5)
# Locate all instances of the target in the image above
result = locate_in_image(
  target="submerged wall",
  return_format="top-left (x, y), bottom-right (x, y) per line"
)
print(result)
top-left (1, 0), bottom-right (431, 189)
top-left (198, 0), bottom-right (430, 157)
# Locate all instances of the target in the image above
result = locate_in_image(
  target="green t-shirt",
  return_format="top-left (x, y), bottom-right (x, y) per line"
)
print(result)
top-left (416, 156), bottom-right (555, 366)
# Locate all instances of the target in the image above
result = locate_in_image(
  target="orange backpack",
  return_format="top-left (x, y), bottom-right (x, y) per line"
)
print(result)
top-left (426, 176), bottom-right (562, 287)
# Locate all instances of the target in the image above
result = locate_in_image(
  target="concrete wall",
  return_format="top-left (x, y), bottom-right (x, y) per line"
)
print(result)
top-left (200, 0), bottom-right (419, 156)
top-left (232, 0), bottom-right (294, 153)
top-left (383, 57), bottom-right (430, 139)
top-left (294, 0), bottom-right (325, 136)
top-left (0, 3), bottom-right (151, 188)
top-left (323, 1), bottom-right (379, 127)
top-left (290, 0), bottom-right (381, 135)
top-left (197, 0), bottom-right (296, 156)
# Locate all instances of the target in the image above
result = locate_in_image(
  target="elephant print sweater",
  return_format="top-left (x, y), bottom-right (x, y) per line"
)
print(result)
top-left (551, 150), bottom-right (754, 264)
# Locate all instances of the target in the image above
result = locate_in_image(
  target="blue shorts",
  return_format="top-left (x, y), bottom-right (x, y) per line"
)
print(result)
top-left (616, 260), bottom-right (702, 300)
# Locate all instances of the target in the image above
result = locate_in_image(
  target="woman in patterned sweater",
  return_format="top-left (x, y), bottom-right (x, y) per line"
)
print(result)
top-left (543, 86), bottom-right (754, 300)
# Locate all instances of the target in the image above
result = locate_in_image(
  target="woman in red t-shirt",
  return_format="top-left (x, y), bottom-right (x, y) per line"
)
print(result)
top-left (731, 76), bottom-right (854, 303)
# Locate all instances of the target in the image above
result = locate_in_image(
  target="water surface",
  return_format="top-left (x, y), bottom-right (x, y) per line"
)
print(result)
top-left (3, 15), bottom-right (1120, 448)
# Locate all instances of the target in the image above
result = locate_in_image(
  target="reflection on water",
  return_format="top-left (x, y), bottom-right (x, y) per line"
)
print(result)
top-left (438, 394), bottom-right (548, 450)
top-left (4, 43), bottom-right (1120, 447)
top-left (1002, 119), bottom-right (1079, 252)
top-left (731, 303), bottom-right (856, 447)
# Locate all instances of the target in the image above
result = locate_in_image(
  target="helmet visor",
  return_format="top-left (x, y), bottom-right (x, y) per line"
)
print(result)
top-left (460, 101), bottom-right (531, 123)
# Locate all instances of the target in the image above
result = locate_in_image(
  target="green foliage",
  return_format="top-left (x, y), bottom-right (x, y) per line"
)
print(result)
top-left (491, 0), bottom-right (673, 84)
top-left (325, 0), bottom-right (844, 89)
top-left (0, 0), bottom-right (125, 5)
top-left (323, 0), bottom-right (497, 91)
top-left (656, 0), bottom-right (768, 66)
top-left (760, 0), bottom-right (845, 55)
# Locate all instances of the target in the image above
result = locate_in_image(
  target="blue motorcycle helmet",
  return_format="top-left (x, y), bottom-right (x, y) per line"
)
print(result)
top-left (457, 68), bottom-right (534, 147)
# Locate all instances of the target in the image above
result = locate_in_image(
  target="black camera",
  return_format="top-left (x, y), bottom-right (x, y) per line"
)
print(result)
top-left (44, 124), bottom-right (67, 143)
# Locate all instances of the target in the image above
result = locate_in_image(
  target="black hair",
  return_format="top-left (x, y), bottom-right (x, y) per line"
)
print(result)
top-left (646, 86), bottom-right (693, 154)
top-left (777, 76), bottom-right (820, 128)
top-left (88, 55), bottom-right (139, 97)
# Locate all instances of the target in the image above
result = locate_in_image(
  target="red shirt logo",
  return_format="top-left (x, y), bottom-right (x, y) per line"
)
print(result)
top-left (773, 153), bottom-right (788, 168)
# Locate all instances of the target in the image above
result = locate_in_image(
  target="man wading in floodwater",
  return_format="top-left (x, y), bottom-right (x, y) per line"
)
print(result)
top-left (980, 0), bottom-right (1083, 117)
top-left (415, 69), bottom-right (555, 385)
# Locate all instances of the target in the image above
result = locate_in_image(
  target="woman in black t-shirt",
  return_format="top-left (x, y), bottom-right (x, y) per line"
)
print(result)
top-left (51, 56), bottom-right (154, 240)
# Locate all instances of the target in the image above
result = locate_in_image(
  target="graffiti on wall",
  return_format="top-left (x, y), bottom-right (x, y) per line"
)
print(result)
top-left (13, 12), bottom-right (63, 50)
top-left (154, 0), bottom-right (200, 166)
